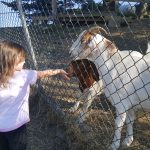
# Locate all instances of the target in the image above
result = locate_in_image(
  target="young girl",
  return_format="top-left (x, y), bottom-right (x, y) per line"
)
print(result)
top-left (0, 40), bottom-right (70, 150)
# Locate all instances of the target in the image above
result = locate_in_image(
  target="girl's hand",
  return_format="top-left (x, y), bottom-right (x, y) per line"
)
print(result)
top-left (37, 69), bottom-right (70, 80)
top-left (59, 69), bottom-right (70, 80)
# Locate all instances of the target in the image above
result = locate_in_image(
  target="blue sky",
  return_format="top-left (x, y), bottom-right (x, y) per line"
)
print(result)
top-left (0, 0), bottom-right (21, 27)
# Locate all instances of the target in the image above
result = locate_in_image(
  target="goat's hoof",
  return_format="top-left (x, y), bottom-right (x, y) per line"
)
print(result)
top-left (68, 102), bottom-right (80, 113)
top-left (122, 137), bottom-right (133, 148)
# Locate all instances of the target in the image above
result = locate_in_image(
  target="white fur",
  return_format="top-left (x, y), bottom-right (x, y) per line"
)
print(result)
top-left (69, 80), bottom-right (103, 123)
top-left (144, 42), bottom-right (150, 59)
top-left (69, 29), bottom-right (150, 150)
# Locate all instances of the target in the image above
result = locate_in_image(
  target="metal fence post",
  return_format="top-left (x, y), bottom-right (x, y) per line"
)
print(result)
top-left (16, 0), bottom-right (37, 69)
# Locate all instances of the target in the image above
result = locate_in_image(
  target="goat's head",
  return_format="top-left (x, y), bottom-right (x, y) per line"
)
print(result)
top-left (69, 26), bottom-right (117, 61)
top-left (66, 59), bottom-right (99, 92)
top-left (66, 59), bottom-right (95, 78)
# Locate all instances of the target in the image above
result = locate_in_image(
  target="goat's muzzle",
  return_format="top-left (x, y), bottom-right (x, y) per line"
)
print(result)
top-left (66, 64), bottom-right (76, 78)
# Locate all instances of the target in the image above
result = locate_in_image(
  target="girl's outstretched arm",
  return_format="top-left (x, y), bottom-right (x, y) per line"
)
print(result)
top-left (37, 69), bottom-right (70, 80)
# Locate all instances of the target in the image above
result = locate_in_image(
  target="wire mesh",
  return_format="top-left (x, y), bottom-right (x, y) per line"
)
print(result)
top-left (0, 0), bottom-right (150, 150)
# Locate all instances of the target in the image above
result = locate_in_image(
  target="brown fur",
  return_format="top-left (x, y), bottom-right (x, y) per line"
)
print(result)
top-left (80, 32), bottom-right (92, 49)
top-left (81, 26), bottom-right (108, 44)
top-left (80, 26), bottom-right (117, 58)
top-left (81, 32), bottom-right (92, 44)
top-left (104, 39), bottom-right (118, 57)
top-left (66, 59), bottom-right (99, 92)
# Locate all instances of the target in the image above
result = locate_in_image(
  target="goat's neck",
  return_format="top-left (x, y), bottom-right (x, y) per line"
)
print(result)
top-left (93, 48), bottom-right (119, 89)
top-left (87, 39), bottom-right (120, 82)
top-left (94, 55), bottom-right (114, 76)
top-left (94, 45), bottom-right (118, 71)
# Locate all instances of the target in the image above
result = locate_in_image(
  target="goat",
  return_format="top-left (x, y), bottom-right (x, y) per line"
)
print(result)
top-left (144, 42), bottom-right (150, 59)
top-left (66, 59), bottom-right (103, 123)
top-left (69, 26), bottom-right (150, 150)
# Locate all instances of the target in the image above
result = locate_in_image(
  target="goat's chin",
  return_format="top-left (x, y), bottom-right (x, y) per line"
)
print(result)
top-left (74, 56), bottom-right (81, 60)
top-left (75, 55), bottom-right (89, 60)
top-left (69, 53), bottom-right (79, 60)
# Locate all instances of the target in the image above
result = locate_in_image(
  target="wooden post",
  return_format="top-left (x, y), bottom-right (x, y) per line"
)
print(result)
top-left (64, 0), bottom-right (67, 12)
top-left (52, 0), bottom-right (57, 22)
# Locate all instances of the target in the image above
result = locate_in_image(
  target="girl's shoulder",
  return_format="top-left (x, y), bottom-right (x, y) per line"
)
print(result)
top-left (13, 69), bottom-right (37, 84)
top-left (22, 69), bottom-right (38, 84)
top-left (14, 69), bottom-right (37, 76)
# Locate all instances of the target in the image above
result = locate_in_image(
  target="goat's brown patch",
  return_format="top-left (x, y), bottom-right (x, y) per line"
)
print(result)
top-left (80, 26), bottom-right (108, 49)
top-left (104, 39), bottom-right (118, 57)
top-left (81, 26), bottom-right (108, 43)
top-left (81, 31), bottom-right (93, 44)
top-left (80, 26), bottom-right (109, 51)
top-left (80, 31), bottom-right (94, 50)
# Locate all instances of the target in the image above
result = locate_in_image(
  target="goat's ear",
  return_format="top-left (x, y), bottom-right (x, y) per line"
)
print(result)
top-left (88, 26), bottom-right (108, 35)
top-left (81, 31), bottom-right (93, 44)
top-left (104, 39), bottom-right (118, 58)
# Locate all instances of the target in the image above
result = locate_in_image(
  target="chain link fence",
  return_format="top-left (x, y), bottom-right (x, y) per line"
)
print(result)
top-left (0, 0), bottom-right (150, 150)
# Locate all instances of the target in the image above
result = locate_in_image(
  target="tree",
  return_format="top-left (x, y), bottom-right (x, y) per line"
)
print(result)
top-left (1, 0), bottom-right (35, 12)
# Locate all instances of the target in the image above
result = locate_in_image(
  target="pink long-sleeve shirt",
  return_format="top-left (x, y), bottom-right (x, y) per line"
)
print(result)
top-left (0, 69), bottom-right (37, 132)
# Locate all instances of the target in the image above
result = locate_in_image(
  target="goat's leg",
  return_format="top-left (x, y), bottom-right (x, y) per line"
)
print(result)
top-left (110, 112), bottom-right (127, 150)
top-left (69, 90), bottom-right (87, 113)
top-left (69, 101), bottom-right (80, 113)
top-left (76, 95), bottom-right (96, 124)
top-left (122, 109), bottom-right (135, 148)
top-left (76, 86), bottom-right (99, 124)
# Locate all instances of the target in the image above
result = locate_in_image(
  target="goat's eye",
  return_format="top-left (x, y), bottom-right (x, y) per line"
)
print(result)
top-left (81, 40), bottom-right (86, 44)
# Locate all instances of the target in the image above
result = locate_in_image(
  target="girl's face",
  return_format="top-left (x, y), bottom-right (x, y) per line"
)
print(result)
top-left (15, 60), bottom-right (25, 71)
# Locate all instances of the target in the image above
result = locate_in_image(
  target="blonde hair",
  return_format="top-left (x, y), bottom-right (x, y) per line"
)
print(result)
top-left (0, 41), bottom-right (27, 87)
